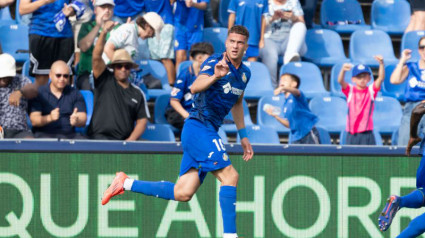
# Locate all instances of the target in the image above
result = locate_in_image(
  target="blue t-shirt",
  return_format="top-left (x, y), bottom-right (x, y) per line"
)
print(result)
top-left (228, 0), bottom-right (268, 46)
top-left (283, 92), bottom-right (318, 142)
top-left (171, 65), bottom-right (196, 111)
top-left (189, 54), bottom-right (251, 130)
top-left (404, 62), bottom-right (425, 102)
top-left (29, 0), bottom-right (73, 37)
top-left (143, 0), bottom-right (174, 25)
top-left (174, 0), bottom-right (209, 31)
top-left (114, 0), bottom-right (144, 18)
top-left (29, 84), bottom-right (87, 134)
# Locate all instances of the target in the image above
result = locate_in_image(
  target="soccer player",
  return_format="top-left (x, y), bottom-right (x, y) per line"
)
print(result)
top-left (101, 25), bottom-right (254, 238)
top-left (378, 101), bottom-right (425, 236)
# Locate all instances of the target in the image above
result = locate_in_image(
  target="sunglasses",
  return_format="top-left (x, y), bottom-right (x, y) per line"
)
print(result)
top-left (419, 45), bottom-right (425, 50)
top-left (114, 64), bottom-right (132, 70)
top-left (55, 74), bottom-right (70, 79)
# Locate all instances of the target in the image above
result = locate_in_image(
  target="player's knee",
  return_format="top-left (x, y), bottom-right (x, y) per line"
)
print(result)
top-left (222, 170), bottom-right (239, 186)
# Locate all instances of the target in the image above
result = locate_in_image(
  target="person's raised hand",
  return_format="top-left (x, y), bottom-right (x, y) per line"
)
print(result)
top-left (102, 20), bottom-right (117, 33)
top-left (69, 108), bottom-right (79, 126)
top-left (213, 52), bottom-right (230, 79)
top-left (401, 49), bottom-right (412, 63)
top-left (374, 55), bottom-right (384, 65)
top-left (342, 63), bottom-right (352, 72)
top-left (95, 10), bottom-right (107, 27)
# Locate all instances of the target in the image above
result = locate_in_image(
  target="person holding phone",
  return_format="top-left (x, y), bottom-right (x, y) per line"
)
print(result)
top-left (259, 0), bottom-right (307, 88)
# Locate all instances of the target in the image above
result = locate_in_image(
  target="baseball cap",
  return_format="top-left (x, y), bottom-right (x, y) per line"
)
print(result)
top-left (0, 53), bottom-right (16, 78)
top-left (352, 64), bottom-right (372, 77)
top-left (143, 12), bottom-right (164, 39)
top-left (94, 0), bottom-right (115, 6)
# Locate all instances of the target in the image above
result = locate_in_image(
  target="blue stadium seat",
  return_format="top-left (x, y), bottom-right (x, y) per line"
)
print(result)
top-left (75, 90), bottom-right (93, 134)
top-left (279, 61), bottom-right (330, 99)
top-left (373, 96), bottom-right (402, 134)
top-left (153, 94), bottom-right (179, 132)
top-left (0, 6), bottom-right (15, 25)
top-left (339, 129), bottom-right (383, 145)
top-left (222, 99), bottom-right (253, 133)
top-left (371, 0), bottom-right (410, 35)
top-left (391, 129), bottom-right (398, 145)
top-left (0, 24), bottom-right (29, 63)
top-left (203, 27), bottom-right (227, 54)
top-left (315, 126), bottom-right (332, 144)
top-left (401, 30), bottom-right (425, 62)
top-left (309, 96), bottom-right (347, 133)
top-left (176, 60), bottom-right (192, 76)
top-left (242, 61), bottom-right (274, 100)
top-left (236, 125), bottom-right (280, 145)
top-left (137, 60), bottom-right (171, 100)
top-left (320, 0), bottom-right (371, 34)
top-left (140, 124), bottom-right (176, 142)
top-left (349, 29), bottom-right (398, 67)
top-left (304, 29), bottom-right (349, 67)
top-left (22, 60), bottom-right (35, 83)
top-left (256, 95), bottom-right (290, 134)
top-left (218, 127), bottom-right (228, 144)
top-left (218, 0), bottom-right (231, 27)
top-left (381, 64), bottom-right (406, 101)
top-left (330, 62), bottom-right (374, 98)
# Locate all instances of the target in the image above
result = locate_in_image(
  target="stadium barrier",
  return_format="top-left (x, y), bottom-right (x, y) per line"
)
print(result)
top-left (0, 140), bottom-right (424, 238)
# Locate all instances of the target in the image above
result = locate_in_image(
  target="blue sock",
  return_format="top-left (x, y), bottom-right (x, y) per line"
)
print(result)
top-left (397, 212), bottom-right (425, 238)
top-left (131, 180), bottom-right (175, 200)
top-left (219, 186), bottom-right (237, 234)
top-left (400, 189), bottom-right (425, 209)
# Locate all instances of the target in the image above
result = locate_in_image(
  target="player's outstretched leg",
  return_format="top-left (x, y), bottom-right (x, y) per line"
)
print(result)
top-left (397, 212), bottom-right (425, 238)
top-left (101, 172), bottom-right (128, 205)
top-left (378, 195), bottom-right (401, 231)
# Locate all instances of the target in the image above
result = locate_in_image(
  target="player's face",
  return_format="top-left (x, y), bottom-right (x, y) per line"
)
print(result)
top-left (225, 33), bottom-right (248, 61)
top-left (419, 38), bottom-right (425, 60)
top-left (353, 73), bottom-right (371, 89)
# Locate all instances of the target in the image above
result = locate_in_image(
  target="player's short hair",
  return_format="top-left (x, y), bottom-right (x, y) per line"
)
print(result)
top-left (282, 73), bottom-right (301, 89)
top-left (228, 25), bottom-right (249, 40)
top-left (189, 42), bottom-right (215, 58)
top-left (418, 36), bottom-right (425, 46)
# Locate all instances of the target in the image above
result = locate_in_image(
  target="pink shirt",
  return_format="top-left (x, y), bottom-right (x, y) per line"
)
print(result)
top-left (342, 83), bottom-right (380, 134)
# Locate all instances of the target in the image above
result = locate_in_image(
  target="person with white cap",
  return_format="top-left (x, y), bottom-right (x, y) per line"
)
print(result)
top-left (0, 53), bottom-right (38, 138)
top-left (88, 20), bottom-right (149, 140)
top-left (103, 11), bottom-right (164, 63)
top-left (76, 0), bottom-right (116, 90)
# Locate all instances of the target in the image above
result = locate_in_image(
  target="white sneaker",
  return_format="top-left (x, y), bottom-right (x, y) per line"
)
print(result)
top-left (287, 53), bottom-right (300, 63)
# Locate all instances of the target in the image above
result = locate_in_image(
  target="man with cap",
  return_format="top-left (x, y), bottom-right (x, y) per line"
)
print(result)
top-left (337, 56), bottom-right (385, 145)
top-left (103, 12), bottom-right (164, 62)
top-left (88, 20), bottom-right (149, 140)
top-left (0, 53), bottom-right (38, 138)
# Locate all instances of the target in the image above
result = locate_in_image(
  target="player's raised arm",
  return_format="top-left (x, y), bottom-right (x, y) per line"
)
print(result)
top-left (231, 93), bottom-right (254, 161)
top-left (191, 53), bottom-right (229, 94)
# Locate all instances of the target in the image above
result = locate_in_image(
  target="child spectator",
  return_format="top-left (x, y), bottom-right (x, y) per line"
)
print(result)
top-left (166, 42), bottom-right (214, 129)
top-left (265, 73), bottom-right (320, 144)
top-left (338, 56), bottom-right (385, 145)
top-left (228, 0), bottom-right (268, 61)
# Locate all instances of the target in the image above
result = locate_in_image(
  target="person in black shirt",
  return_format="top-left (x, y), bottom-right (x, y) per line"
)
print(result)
top-left (87, 20), bottom-right (149, 141)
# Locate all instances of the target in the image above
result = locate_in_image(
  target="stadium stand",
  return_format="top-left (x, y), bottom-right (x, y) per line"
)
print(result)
top-left (75, 90), bottom-right (93, 134)
top-left (176, 60), bottom-right (192, 76)
top-left (373, 96), bottom-right (402, 134)
top-left (381, 64), bottom-right (406, 101)
top-left (22, 60), bottom-right (35, 83)
top-left (256, 95), bottom-right (290, 134)
top-left (236, 125), bottom-right (280, 145)
top-left (137, 60), bottom-right (172, 100)
top-left (339, 129), bottom-right (383, 145)
top-left (371, 0), bottom-right (410, 35)
top-left (218, 127), bottom-right (229, 144)
top-left (309, 96), bottom-right (347, 133)
top-left (203, 27), bottom-right (227, 54)
top-left (330, 62), bottom-right (374, 98)
top-left (0, 6), bottom-right (15, 25)
top-left (0, 24), bottom-right (29, 63)
top-left (222, 99), bottom-right (253, 133)
top-left (242, 61), bottom-right (274, 100)
top-left (218, 0), bottom-right (231, 27)
top-left (303, 29), bottom-right (350, 67)
top-left (279, 61), bottom-right (330, 99)
top-left (401, 30), bottom-right (425, 63)
top-left (315, 126), bottom-right (332, 145)
top-left (140, 124), bottom-right (176, 142)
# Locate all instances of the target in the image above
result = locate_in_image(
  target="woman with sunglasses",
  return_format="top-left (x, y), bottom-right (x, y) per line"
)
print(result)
top-left (390, 36), bottom-right (425, 146)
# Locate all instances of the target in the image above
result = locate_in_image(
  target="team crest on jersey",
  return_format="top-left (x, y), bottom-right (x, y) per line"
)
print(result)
top-left (222, 153), bottom-right (229, 161)
top-left (242, 73), bottom-right (247, 83)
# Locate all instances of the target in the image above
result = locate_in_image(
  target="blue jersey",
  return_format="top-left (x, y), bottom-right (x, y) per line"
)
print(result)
top-left (29, 0), bottom-right (73, 37)
top-left (404, 62), bottom-right (425, 102)
top-left (283, 92), bottom-right (318, 142)
top-left (174, 0), bottom-right (209, 31)
top-left (114, 0), bottom-right (144, 18)
top-left (227, 0), bottom-right (268, 46)
top-left (170, 65), bottom-right (196, 111)
top-left (143, 0), bottom-right (174, 25)
top-left (189, 54), bottom-right (251, 130)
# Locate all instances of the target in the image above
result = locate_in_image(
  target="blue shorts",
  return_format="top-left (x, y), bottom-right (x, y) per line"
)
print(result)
top-left (174, 24), bottom-right (203, 51)
top-left (179, 118), bottom-right (231, 183)
top-left (245, 45), bottom-right (259, 58)
top-left (417, 156), bottom-right (425, 189)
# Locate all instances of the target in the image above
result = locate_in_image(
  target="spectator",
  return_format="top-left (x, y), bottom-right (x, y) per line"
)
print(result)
top-left (166, 42), bottom-right (214, 129)
top-left (70, 0), bottom-right (93, 66)
top-left (405, 0), bottom-right (425, 32)
top-left (173, 0), bottom-right (209, 69)
top-left (77, 0), bottom-right (115, 90)
top-left (103, 12), bottom-right (164, 63)
top-left (228, 0), bottom-right (268, 61)
top-left (144, 0), bottom-right (176, 85)
top-left (391, 37), bottom-right (425, 146)
top-left (29, 60), bottom-right (87, 139)
top-left (338, 57), bottom-right (385, 145)
top-left (259, 0), bottom-right (307, 88)
top-left (112, 0), bottom-right (143, 23)
top-left (265, 73), bottom-right (320, 144)
top-left (88, 21), bottom-right (149, 141)
top-left (20, 0), bottom-right (76, 86)
top-left (0, 53), bottom-right (37, 138)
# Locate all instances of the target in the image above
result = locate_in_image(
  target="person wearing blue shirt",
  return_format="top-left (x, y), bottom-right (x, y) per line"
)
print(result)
top-left (113, 0), bottom-right (144, 23)
top-left (265, 73), bottom-right (320, 144)
top-left (101, 26), bottom-right (254, 238)
top-left (166, 42), bottom-right (214, 129)
top-left (173, 0), bottom-right (209, 69)
top-left (228, 0), bottom-right (268, 61)
top-left (391, 36), bottom-right (425, 146)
